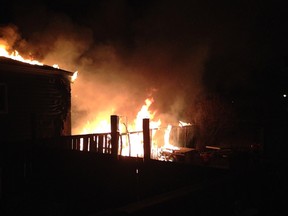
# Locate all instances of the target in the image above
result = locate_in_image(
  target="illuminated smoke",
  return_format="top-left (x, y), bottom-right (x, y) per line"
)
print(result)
top-left (1, 1), bottom-right (211, 135)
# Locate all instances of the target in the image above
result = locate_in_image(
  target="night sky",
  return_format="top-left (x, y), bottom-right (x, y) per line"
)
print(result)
top-left (1, 0), bottom-right (287, 130)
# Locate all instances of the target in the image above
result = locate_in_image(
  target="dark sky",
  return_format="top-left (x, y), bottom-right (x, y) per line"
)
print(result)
top-left (1, 1), bottom-right (286, 76)
top-left (1, 0), bottom-right (287, 129)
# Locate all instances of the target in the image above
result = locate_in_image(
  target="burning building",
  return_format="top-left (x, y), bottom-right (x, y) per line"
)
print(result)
top-left (0, 32), bottom-right (198, 162)
top-left (0, 54), bottom-right (75, 210)
top-left (0, 46), bottom-right (197, 164)
top-left (0, 56), bottom-right (74, 146)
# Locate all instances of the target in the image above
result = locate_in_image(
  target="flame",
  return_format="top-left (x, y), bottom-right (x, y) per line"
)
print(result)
top-left (163, 124), bottom-right (179, 150)
top-left (0, 43), bottom-right (43, 66)
top-left (133, 98), bottom-right (160, 131)
top-left (179, 120), bottom-right (191, 127)
top-left (81, 119), bottom-right (110, 134)
top-left (0, 41), bottom-right (189, 160)
top-left (71, 71), bottom-right (78, 83)
top-left (53, 64), bottom-right (60, 69)
top-left (0, 41), bottom-right (79, 82)
top-left (77, 98), bottom-right (163, 158)
top-left (124, 98), bottom-right (161, 157)
top-left (76, 98), bottom-right (194, 160)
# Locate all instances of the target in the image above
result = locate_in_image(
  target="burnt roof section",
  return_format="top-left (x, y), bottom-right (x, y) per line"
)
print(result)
top-left (0, 56), bottom-right (74, 77)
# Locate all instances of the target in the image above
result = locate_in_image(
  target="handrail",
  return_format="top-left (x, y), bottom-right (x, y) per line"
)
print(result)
top-left (40, 133), bottom-right (113, 154)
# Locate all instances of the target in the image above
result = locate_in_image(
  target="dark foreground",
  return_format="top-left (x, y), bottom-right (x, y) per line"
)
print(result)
top-left (1, 147), bottom-right (287, 216)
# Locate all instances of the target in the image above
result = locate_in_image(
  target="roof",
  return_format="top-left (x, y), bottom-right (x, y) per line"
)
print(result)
top-left (0, 56), bottom-right (74, 77)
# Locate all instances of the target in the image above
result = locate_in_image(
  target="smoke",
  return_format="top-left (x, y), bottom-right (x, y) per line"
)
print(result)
top-left (0, 24), bottom-right (28, 53)
top-left (69, 39), bottom-right (209, 133)
top-left (1, 0), bottom-right (213, 134)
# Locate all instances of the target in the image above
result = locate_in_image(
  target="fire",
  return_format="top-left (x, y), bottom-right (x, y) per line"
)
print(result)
top-left (71, 71), bottom-right (78, 83)
top-left (179, 120), bottom-right (192, 127)
top-left (77, 98), bottom-right (164, 158)
top-left (0, 43), bottom-right (43, 66)
top-left (0, 40), bottom-right (189, 160)
top-left (0, 41), bottom-right (78, 83)
top-left (81, 117), bottom-right (111, 134)
top-left (123, 98), bottom-right (161, 157)
top-left (133, 98), bottom-right (160, 131)
top-left (76, 97), bottom-right (194, 160)
top-left (52, 64), bottom-right (60, 69)
top-left (163, 124), bottom-right (178, 150)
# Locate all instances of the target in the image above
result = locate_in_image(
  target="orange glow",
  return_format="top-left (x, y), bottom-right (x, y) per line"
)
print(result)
top-left (0, 40), bottom-right (189, 160)
top-left (163, 124), bottom-right (179, 150)
top-left (77, 98), bottom-right (164, 158)
top-left (76, 98), bottom-right (193, 159)
top-left (0, 41), bottom-right (78, 82)
top-left (0, 43), bottom-right (43, 66)
top-left (125, 98), bottom-right (161, 157)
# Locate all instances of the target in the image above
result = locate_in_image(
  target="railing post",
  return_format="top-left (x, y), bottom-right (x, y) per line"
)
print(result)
top-left (110, 115), bottom-right (119, 158)
top-left (143, 118), bottom-right (151, 161)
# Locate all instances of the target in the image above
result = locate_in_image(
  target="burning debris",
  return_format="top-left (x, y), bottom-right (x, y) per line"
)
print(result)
top-left (158, 147), bottom-right (195, 162)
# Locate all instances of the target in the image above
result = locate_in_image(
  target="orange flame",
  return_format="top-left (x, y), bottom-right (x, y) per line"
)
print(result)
top-left (124, 98), bottom-right (161, 157)
top-left (1, 41), bottom-right (189, 160)
top-left (77, 98), bottom-right (162, 158)
top-left (0, 43), bottom-right (43, 66)
top-left (163, 124), bottom-right (179, 150)
top-left (0, 41), bottom-right (78, 82)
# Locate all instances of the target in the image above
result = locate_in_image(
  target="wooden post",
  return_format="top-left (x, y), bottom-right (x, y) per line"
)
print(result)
top-left (143, 118), bottom-right (151, 161)
top-left (110, 115), bottom-right (119, 158)
top-left (98, 134), bottom-right (103, 153)
top-left (83, 136), bottom-right (88, 151)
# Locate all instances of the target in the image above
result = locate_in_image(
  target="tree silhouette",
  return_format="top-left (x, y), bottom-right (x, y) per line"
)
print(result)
top-left (193, 93), bottom-right (236, 151)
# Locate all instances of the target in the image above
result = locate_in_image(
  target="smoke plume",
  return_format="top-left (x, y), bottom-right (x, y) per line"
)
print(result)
top-left (1, 0), bottom-right (214, 134)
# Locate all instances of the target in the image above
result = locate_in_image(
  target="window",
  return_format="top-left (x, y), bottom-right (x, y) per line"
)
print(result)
top-left (0, 83), bottom-right (7, 113)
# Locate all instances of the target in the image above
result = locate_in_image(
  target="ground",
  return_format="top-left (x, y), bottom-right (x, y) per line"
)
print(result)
top-left (1, 147), bottom-right (287, 216)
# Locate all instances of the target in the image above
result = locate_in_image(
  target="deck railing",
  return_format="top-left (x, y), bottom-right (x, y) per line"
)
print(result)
top-left (39, 116), bottom-right (152, 160)
top-left (46, 133), bottom-right (112, 154)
